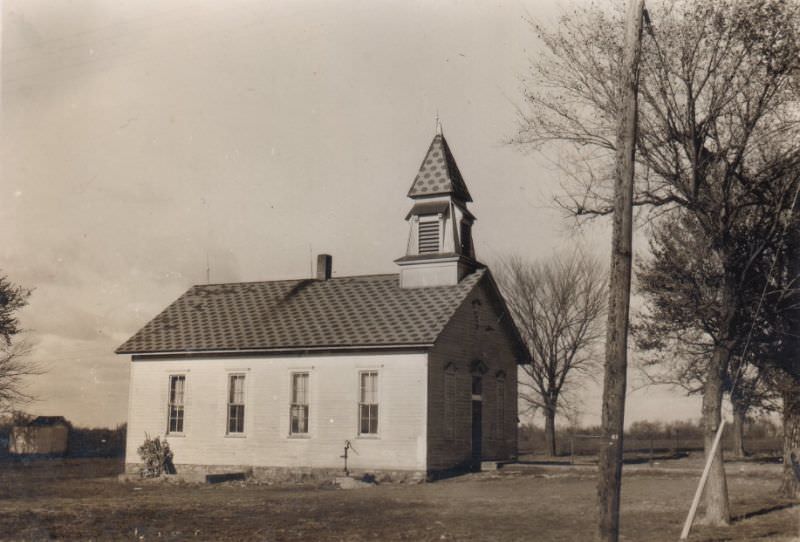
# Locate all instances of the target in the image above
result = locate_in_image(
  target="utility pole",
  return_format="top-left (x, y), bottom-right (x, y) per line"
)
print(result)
top-left (597, 0), bottom-right (645, 541)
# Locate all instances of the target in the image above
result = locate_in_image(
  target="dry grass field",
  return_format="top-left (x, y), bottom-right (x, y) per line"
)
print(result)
top-left (0, 457), bottom-right (797, 541)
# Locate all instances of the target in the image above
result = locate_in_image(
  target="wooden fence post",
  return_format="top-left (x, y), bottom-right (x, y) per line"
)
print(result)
top-left (570, 437), bottom-right (575, 465)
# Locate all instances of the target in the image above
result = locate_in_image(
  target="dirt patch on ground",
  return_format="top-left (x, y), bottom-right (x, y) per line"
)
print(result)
top-left (0, 457), bottom-right (796, 541)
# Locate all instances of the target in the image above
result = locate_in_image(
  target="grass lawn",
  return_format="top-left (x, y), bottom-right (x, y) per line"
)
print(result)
top-left (0, 457), bottom-right (797, 541)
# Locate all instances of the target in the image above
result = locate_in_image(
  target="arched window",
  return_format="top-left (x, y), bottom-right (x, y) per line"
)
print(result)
top-left (495, 371), bottom-right (506, 440)
top-left (470, 359), bottom-right (488, 401)
top-left (444, 363), bottom-right (457, 440)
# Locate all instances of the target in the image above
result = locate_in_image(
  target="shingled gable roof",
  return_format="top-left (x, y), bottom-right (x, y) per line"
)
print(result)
top-left (407, 134), bottom-right (473, 202)
top-left (116, 270), bottom-right (488, 355)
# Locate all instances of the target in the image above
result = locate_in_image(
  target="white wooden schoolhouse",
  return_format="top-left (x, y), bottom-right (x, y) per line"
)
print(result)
top-left (117, 129), bottom-right (529, 479)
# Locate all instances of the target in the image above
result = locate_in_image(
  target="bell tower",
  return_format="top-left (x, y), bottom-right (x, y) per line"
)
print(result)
top-left (395, 124), bottom-right (481, 288)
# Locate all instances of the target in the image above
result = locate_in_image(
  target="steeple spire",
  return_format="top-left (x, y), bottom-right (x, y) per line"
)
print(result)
top-left (396, 130), bottom-right (480, 288)
top-left (406, 132), bottom-right (472, 202)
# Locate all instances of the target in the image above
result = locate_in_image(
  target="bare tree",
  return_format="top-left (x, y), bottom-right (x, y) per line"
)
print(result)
top-left (0, 341), bottom-right (42, 414)
top-left (497, 251), bottom-right (606, 457)
top-left (514, 0), bottom-right (800, 525)
top-left (0, 273), bottom-right (40, 414)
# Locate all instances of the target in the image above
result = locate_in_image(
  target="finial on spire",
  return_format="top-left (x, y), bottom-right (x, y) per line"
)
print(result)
top-left (435, 111), bottom-right (443, 136)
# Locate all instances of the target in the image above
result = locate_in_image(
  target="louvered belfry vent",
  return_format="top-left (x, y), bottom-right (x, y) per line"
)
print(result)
top-left (418, 221), bottom-right (439, 254)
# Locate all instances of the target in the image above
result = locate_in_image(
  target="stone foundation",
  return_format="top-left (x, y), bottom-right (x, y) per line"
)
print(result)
top-left (123, 463), bottom-right (426, 484)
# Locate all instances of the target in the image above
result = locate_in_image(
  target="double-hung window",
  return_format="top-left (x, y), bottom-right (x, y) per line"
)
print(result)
top-left (290, 372), bottom-right (309, 435)
top-left (227, 374), bottom-right (245, 434)
top-left (167, 375), bottom-right (186, 434)
top-left (358, 371), bottom-right (379, 435)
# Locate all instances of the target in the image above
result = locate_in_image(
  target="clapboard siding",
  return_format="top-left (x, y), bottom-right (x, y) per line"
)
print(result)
top-left (126, 352), bottom-right (428, 471)
top-left (427, 276), bottom-right (519, 470)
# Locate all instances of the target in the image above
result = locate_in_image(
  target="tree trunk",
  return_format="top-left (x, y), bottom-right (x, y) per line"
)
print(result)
top-left (693, 254), bottom-right (739, 528)
top-left (780, 387), bottom-right (800, 498)
top-left (544, 407), bottom-right (557, 457)
top-left (730, 401), bottom-right (746, 460)
top-left (697, 343), bottom-right (731, 526)
top-left (779, 206), bottom-right (800, 498)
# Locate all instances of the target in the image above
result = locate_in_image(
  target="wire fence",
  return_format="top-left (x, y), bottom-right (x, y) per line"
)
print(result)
top-left (520, 432), bottom-right (782, 461)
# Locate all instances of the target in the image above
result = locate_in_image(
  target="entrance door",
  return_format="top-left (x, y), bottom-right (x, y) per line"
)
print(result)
top-left (471, 400), bottom-right (482, 467)
top-left (472, 401), bottom-right (483, 468)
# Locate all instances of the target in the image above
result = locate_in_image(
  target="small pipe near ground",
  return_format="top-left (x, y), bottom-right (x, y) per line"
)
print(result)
top-left (340, 440), bottom-right (353, 476)
top-left (679, 420), bottom-right (726, 540)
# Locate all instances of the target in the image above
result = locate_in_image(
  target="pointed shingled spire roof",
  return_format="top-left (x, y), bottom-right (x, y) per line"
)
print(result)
top-left (407, 134), bottom-right (473, 202)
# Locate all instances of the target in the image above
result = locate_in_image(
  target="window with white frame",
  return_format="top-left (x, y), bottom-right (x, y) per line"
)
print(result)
top-left (359, 371), bottom-right (379, 435)
top-left (444, 365), bottom-right (456, 440)
top-left (495, 374), bottom-right (506, 439)
top-left (227, 374), bottom-right (245, 434)
top-left (167, 375), bottom-right (185, 434)
top-left (290, 372), bottom-right (309, 435)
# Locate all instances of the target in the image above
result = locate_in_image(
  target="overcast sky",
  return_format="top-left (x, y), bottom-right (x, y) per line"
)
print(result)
top-left (1, 0), bottom-right (701, 428)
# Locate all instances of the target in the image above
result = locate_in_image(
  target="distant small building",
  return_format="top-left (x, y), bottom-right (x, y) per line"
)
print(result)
top-left (9, 416), bottom-right (70, 455)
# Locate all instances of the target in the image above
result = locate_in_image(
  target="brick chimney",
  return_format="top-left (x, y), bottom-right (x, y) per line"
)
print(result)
top-left (316, 254), bottom-right (332, 280)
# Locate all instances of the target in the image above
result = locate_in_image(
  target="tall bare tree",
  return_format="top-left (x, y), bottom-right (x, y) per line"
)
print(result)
top-left (0, 273), bottom-right (39, 414)
top-left (514, 0), bottom-right (800, 525)
top-left (0, 342), bottom-right (42, 413)
top-left (497, 251), bottom-right (606, 457)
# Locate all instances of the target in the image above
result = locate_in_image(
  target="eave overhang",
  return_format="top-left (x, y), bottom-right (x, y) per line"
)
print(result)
top-left (121, 343), bottom-right (435, 359)
top-left (394, 253), bottom-right (483, 267)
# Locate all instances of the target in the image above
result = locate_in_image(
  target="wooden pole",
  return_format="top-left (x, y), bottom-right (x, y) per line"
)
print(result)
top-left (680, 420), bottom-right (726, 540)
top-left (571, 437), bottom-right (575, 465)
top-left (597, 1), bottom-right (645, 541)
